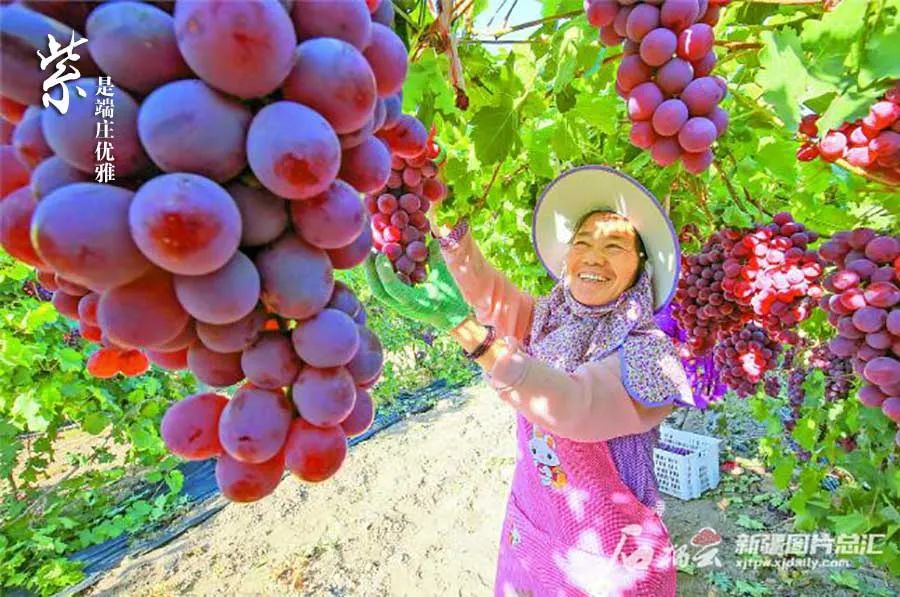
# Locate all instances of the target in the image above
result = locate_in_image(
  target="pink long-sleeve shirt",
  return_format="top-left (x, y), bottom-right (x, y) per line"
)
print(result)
top-left (440, 226), bottom-right (671, 442)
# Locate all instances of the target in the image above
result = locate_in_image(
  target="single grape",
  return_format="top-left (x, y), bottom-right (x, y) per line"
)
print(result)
top-left (282, 38), bottom-right (377, 134)
top-left (129, 173), bottom-right (242, 276)
top-left (256, 234), bottom-right (334, 320)
top-left (174, 0), bottom-right (296, 98)
top-left (241, 332), bottom-right (301, 389)
top-left (291, 366), bottom-right (357, 428)
top-left (98, 268), bottom-right (190, 349)
top-left (138, 79), bottom-right (251, 182)
top-left (290, 180), bottom-right (367, 250)
top-left (283, 417), bottom-right (347, 482)
top-left (246, 101), bottom-right (341, 200)
top-left (174, 252), bottom-right (260, 325)
top-left (227, 182), bottom-right (289, 247)
top-left (187, 343), bottom-right (245, 387)
top-left (160, 392), bottom-right (228, 460)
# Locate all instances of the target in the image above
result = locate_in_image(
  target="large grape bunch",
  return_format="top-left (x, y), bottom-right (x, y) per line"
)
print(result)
top-left (796, 83), bottom-right (900, 186)
top-left (584, 0), bottom-right (730, 173)
top-left (673, 213), bottom-right (823, 355)
top-left (0, 0), bottom-right (405, 501)
top-left (366, 125), bottom-right (447, 284)
top-left (817, 229), bottom-right (900, 445)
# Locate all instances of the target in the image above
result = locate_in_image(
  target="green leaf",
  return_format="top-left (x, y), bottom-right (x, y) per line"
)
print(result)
top-left (773, 455), bottom-right (796, 490)
top-left (735, 514), bottom-right (766, 531)
top-left (827, 512), bottom-right (870, 535)
top-left (793, 416), bottom-right (818, 451)
top-left (469, 97), bottom-right (519, 165)
top-left (722, 205), bottom-right (753, 228)
top-left (57, 347), bottom-right (83, 372)
top-left (82, 412), bottom-right (107, 435)
top-left (165, 469), bottom-right (184, 494)
top-left (756, 30), bottom-right (809, 131)
top-left (816, 89), bottom-right (875, 136)
top-left (860, 17), bottom-right (900, 86)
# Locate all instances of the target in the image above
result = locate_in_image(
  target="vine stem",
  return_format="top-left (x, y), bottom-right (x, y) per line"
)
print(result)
top-left (475, 9), bottom-right (582, 39)
top-left (714, 41), bottom-right (762, 51)
top-left (474, 161), bottom-right (504, 211)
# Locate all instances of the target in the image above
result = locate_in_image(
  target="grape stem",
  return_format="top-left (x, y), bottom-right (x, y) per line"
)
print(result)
top-left (473, 9), bottom-right (582, 39)
top-left (714, 41), bottom-right (762, 51)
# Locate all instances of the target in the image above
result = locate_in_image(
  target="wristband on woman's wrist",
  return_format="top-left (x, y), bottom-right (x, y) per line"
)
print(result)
top-left (463, 323), bottom-right (495, 360)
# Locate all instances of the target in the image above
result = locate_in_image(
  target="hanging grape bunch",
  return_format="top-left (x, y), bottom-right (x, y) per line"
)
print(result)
top-left (366, 124), bottom-right (448, 284)
top-left (584, 0), bottom-right (730, 173)
top-left (672, 213), bottom-right (824, 396)
top-left (674, 213), bottom-right (823, 354)
top-left (0, 0), bottom-right (404, 501)
top-left (796, 82), bottom-right (900, 186)
top-left (817, 229), bottom-right (900, 445)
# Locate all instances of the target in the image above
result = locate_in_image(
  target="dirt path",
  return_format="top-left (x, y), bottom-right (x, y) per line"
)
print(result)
top-left (86, 382), bottom-right (896, 597)
top-left (90, 383), bottom-right (515, 596)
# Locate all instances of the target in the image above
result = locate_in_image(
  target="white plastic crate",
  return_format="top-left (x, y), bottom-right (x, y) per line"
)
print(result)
top-left (653, 426), bottom-right (722, 500)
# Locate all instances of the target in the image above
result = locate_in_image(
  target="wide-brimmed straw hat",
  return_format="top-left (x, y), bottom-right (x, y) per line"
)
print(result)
top-left (532, 165), bottom-right (681, 313)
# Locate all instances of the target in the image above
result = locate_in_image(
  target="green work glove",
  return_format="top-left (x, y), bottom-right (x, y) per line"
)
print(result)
top-left (364, 240), bottom-right (472, 333)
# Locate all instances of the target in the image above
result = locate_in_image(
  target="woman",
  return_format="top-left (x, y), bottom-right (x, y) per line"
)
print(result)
top-left (366, 165), bottom-right (696, 596)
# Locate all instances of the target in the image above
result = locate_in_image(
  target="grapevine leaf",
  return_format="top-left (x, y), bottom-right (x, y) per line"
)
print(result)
top-left (799, 0), bottom-right (867, 81)
top-left (82, 412), bottom-right (107, 435)
top-left (755, 135), bottom-right (797, 181)
top-left (860, 19), bottom-right (900, 86)
top-left (826, 512), bottom-right (870, 535)
top-left (469, 97), bottom-right (519, 165)
top-left (570, 91), bottom-right (621, 135)
top-left (773, 456), bottom-right (795, 490)
top-left (735, 514), bottom-right (766, 530)
top-left (756, 30), bottom-right (809, 131)
top-left (816, 89), bottom-right (874, 136)
top-left (722, 205), bottom-right (753, 229)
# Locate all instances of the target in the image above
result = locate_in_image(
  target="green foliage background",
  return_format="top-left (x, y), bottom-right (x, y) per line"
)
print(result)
top-left (2, 0), bottom-right (899, 593)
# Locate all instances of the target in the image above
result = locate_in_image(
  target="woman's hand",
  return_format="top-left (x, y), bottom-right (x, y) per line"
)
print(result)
top-left (364, 240), bottom-right (472, 333)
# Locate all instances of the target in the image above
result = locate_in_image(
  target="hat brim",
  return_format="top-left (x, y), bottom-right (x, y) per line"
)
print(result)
top-left (532, 165), bottom-right (681, 313)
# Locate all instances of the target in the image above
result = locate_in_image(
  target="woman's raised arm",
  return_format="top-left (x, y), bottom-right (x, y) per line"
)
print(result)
top-left (437, 219), bottom-right (534, 342)
top-left (484, 340), bottom-right (675, 442)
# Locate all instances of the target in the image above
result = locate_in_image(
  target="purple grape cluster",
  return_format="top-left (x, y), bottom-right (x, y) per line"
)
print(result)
top-left (0, 0), bottom-right (403, 503)
top-left (817, 229), bottom-right (899, 445)
top-left (583, 0), bottom-right (729, 173)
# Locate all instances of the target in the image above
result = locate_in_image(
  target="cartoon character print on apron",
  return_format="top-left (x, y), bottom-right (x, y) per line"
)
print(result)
top-left (494, 413), bottom-right (677, 597)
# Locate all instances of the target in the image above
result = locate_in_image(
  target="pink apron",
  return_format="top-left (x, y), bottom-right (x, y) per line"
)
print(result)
top-left (493, 412), bottom-right (677, 597)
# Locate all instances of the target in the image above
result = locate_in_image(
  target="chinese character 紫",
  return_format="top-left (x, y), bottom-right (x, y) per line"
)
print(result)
top-left (37, 32), bottom-right (88, 115)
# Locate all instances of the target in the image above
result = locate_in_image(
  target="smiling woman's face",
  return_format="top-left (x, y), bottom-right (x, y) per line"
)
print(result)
top-left (564, 211), bottom-right (643, 306)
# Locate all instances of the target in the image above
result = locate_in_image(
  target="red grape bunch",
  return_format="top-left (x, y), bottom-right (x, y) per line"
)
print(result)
top-left (797, 83), bottom-right (900, 186)
top-left (366, 123), bottom-right (447, 284)
top-left (0, 0), bottom-right (405, 501)
top-left (584, 0), bottom-right (730, 173)
top-left (713, 323), bottom-right (781, 398)
top-left (817, 229), bottom-right (900, 445)
top-left (721, 212), bottom-right (824, 346)
top-left (673, 213), bottom-right (823, 356)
